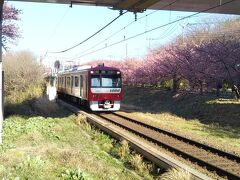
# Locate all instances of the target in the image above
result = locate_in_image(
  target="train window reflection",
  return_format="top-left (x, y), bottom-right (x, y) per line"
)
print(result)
top-left (102, 75), bottom-right (121, 87)
top-left (75, 76), bottom-right (79, 87)
top-left (91, 75), bottom-right (101, 87)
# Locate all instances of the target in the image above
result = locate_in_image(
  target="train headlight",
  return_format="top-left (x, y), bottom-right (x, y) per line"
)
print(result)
top-left (117, 71), bottom-right (120, 74)
top-left (90, 71), bottom-right (94, 74)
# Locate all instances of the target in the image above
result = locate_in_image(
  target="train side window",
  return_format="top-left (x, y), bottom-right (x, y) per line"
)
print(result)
top-left (67, 77), bottom-right (70, 87)
top-left (65, 77), bottom-right (66, 87)
top-left (75, 76), bottom-right (79, 87)
top-left (80, 75), bottom-right (83, 87)
top-left (71, 76), bottom-right (73, 87)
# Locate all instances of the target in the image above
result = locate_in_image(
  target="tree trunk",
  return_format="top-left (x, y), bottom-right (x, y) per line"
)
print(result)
top-left (216, 81), bottom-right (222, 97)
top-left (172, 74), bottom-right (180, 93)
top-left (199, 81), bottom-right (203, 95)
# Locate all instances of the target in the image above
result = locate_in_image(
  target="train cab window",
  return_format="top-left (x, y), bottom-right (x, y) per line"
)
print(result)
top-left (75, 76), bottom-right (79, 87)
top-left (91, 75), bottom-right (101, 87)
top-left (102, 75), bottom-right (121, 87)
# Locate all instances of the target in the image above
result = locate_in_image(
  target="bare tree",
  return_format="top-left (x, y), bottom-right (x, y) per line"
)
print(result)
top-left (3, 51), bottom-right (44, 103)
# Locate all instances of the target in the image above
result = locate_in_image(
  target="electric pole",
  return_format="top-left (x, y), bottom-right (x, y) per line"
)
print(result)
top-left (0, 0), bottom-right (4, 144)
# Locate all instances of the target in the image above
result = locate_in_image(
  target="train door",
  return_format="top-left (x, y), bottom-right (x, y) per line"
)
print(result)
top-left (84, 75), bottom-right (88, 98)
top-left (82, 76), bottom-right (86, 98)
top-left (80, 75), bottom-right (83, 97)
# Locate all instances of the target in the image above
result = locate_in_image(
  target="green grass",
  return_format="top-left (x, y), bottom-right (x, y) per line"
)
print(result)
top-left (121, 86), bottom-right (240, 154)
top-left (0, 113), bottom-right (146, 179)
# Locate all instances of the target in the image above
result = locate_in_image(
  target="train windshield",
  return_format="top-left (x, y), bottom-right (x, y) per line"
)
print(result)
top-left (91, 74), bottom-right (121, 88)
top-left (91, 75), bottom-right (101, 87)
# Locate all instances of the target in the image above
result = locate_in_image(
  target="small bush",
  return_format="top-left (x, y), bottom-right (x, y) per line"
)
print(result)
top-left (161, 80), bottom-right (173, 91)
top-left (4, 51), bottom-right (44, 103)
top-left (75, 114), bottom-right (87, 125)
top-left (118, 140), bottom-right (130, 161)
top-left (179, 79), bottom-right (189, 90)
top-left (5, 85), bottom-right (44, 105)
top-left (158, 168), bottom-right (191, 180)
top-left (14, 156), bottom-right (46, 178)
top-left (61, 168), bottom-right (91, 180)
top-left (129, 154), bottom-right (149, 175)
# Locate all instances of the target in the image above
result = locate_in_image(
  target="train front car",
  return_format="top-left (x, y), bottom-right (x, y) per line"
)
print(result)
top-left (88, 66), bottom-right (122, 111)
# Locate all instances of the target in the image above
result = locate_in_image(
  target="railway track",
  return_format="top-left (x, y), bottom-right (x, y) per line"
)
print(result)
top-left (92, 112), bottom-right (240, 180)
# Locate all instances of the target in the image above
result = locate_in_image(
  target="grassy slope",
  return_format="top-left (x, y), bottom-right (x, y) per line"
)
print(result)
top-left (122, 86), bottom-right (240, 154)
top-left (0, 114), bottom-right (142, 179)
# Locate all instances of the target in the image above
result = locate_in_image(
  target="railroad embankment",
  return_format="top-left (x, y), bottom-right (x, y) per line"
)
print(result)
top-left (0, 99), bottom-right (146, 179)
top-left (122, 86), bottom-right (240, 155)
top-left (2, 96), bottom-right (191, 179)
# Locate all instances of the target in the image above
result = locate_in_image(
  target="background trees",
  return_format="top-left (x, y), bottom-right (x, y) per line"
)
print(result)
top-left (92, 18), bottom-right (240, 99)
top-left (2, 3), bottom-right (21, 49)
top-left (3, 51), bottom-right (44, 103)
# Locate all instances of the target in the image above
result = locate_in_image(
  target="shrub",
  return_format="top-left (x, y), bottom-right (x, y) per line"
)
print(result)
top-left (61, 168), bottom-right (91, 180)
top-left (161, 80), bottom-right (173, 91)
top-left (158, 168), bottom-right (191, 180)
top-left (5, 85), bottom-right (44, 104)
top-left (75, 114), bottom-right (87, 126)
top-left (118, 140), bottom-right (130, 161)
top-left (3, 51), bottom-right (45, 104)
top-left (129, 154), bottom-right (149, 175)
top-left (14, 156), bottom-right (46, 178)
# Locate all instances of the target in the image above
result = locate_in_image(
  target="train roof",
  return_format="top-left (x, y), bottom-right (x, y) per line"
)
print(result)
top-left (91, 65), bottom-right (120, 71)
top-left (57, 65), bottom-right (120, 75)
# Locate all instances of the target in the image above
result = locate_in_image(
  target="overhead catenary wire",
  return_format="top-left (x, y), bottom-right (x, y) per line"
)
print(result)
top-left (43, 7), bottom-right (70, 56)
top-left (71, 0), bottom-right (236, 59)
top-left (70, 0), bottom-right (178, 59)
top-left (47, 10), bottom-right (128, 54)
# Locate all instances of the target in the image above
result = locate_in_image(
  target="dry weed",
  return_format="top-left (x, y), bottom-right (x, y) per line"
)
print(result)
top-left (130, 154), bottom-right (149, 175)
top-left (75, 114), bottom-right (87, 125)
top-left (158, 168), bottom-right (191, 180)
top-left (118, 140), bottom-right (130, 161)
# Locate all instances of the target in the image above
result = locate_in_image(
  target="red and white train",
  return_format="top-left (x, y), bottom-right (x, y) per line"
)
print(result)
top-left (56, 64), bottom-right (122, 111)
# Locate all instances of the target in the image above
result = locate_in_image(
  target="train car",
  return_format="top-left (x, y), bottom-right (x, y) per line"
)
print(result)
top-left (56, 64), bottom-right (122, 111)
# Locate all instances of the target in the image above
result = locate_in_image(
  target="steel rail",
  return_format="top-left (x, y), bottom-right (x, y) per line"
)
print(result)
top-left (112, 112), bottom-right (240, 163)
top-left (57, 99), bottom-right (211, 180)
top-left (95, 113), bottom-right (240, 180)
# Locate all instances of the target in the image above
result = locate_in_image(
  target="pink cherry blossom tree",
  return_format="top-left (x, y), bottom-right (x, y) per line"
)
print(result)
top-left (2, 3), bottom-right (21, 49)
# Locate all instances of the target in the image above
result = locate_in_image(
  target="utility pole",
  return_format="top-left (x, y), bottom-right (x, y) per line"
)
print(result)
top-left (0, 0), bottom-right (4, 144)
